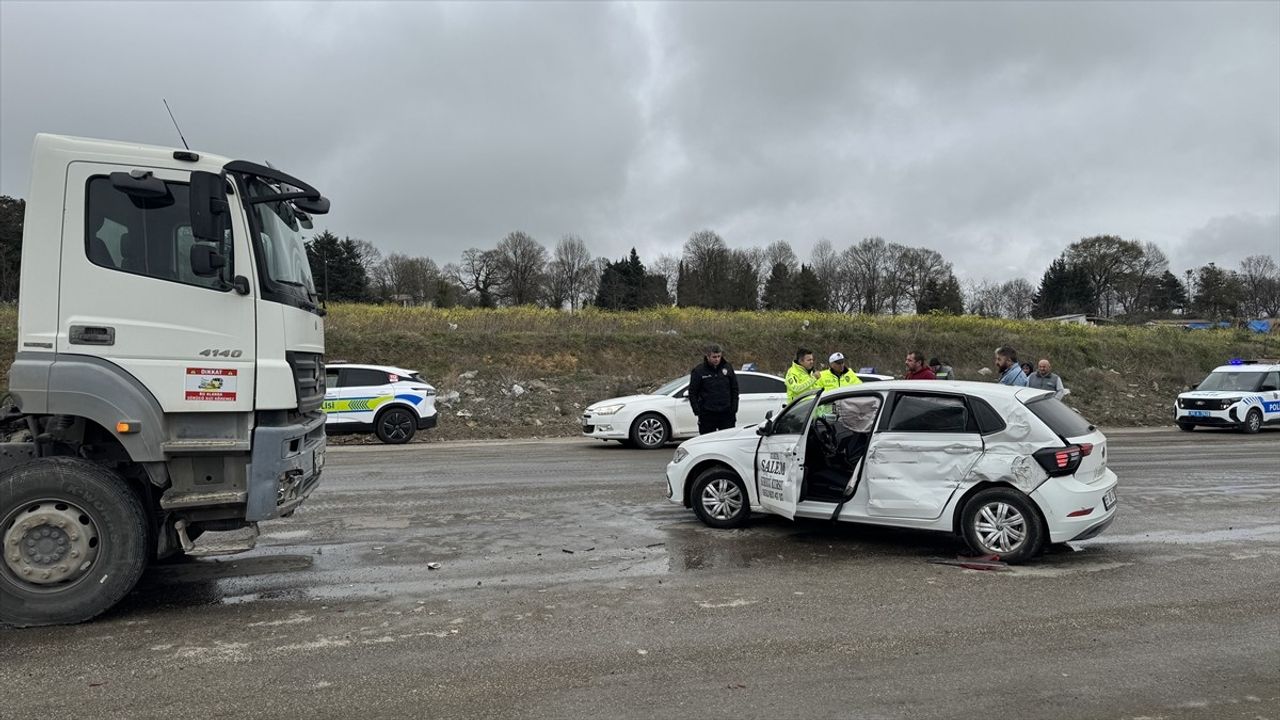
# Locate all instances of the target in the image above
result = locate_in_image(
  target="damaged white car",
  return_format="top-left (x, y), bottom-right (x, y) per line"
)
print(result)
top-left (665, 381), bottom-right (1117, 563)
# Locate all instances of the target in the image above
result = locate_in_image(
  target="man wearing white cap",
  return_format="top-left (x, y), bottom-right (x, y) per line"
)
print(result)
top-left (818, 351), bottom-right (863, 391)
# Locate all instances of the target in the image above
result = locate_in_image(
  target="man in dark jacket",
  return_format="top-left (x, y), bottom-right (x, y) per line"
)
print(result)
top-left (688, 343), bottom-right (740, 435)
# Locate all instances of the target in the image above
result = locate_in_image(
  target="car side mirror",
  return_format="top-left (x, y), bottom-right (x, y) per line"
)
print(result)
top-left (190, 242), bottom-right (226, 277)
top-left (1190, 382), bottom-right (1199, 390)
top-left (757, 410), bottom-right (775, 436)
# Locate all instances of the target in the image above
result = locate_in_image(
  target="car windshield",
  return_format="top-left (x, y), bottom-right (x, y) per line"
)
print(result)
top-left (244, 177), bottom-right (317, 293)
top-left (1197, 371), bottom-right (1265, 392)
top-left (653, 377), bottom-right (687, 396)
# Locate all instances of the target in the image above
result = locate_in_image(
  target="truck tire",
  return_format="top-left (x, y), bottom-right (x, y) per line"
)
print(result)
top-left (0, 458), bottom-right (149, 627)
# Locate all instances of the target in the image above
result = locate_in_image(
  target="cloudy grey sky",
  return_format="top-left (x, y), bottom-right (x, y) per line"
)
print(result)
top-left (2, 1), bottom-right (1277, 283)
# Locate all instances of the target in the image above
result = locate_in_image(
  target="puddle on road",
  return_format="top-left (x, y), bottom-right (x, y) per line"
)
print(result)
top-left (109, 508), bottom-right (1280, 617)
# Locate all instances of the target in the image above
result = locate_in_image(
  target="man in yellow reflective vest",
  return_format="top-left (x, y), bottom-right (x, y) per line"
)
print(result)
top-left (785, 347), bottom-right (821, 402)
top-left (818, 352), bottom-right (863, 390)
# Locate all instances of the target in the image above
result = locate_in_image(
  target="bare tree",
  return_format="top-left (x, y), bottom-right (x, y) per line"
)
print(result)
top-left (966, 280), bottom-right (1005, 317)
top-left (348, 239), bottom-right (386, 300)
top-left (650, 253), bottom-right (680, 305)
top-left (809, 238), bottom-right (839, 312)
top-left (842, 237), bottom-right (893, 314)
top-left (1000, 278), bottom-right (1037, 319)
top-left (1114, 241), bottom-right (1169, 316)
top-left (450, 248), bottom-right (504, 308)
top-left (546, 234), bottom-right (596, 311)
top-left (898, 247), bottom-right (952, 314)
top-left (1063, 235), bottom-right (1145, 317)
top-left (493, 231), bottom-right (548, 306)
top-left (381, 253), bottom-right (439, 304)
top-left (1239, 254), bottom-right (1280, 318)
top-left (763, 240), bottom-right (798, 273)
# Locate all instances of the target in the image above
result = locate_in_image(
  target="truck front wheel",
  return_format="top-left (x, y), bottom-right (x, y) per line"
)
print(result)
top-left (0, 458), bottom-right (149, 627)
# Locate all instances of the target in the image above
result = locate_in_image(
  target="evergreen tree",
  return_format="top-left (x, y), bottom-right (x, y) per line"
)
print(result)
top-left (1149, 270), bottom-right (1188, 315)
top-left (917, 273), bottom-right (965, 314)
top-left (594, 248), bottom-right (670, 310)
top-left (1192, 263), bottom-right (1245, 319)
top-left (761, 262), bottom-right (796, 310)
top-left (306, 230), bottom-right (369, 302)
top-left (793, 264), bottom-right (828, 311)
top-left (1032, 257), bottom-right (1094, 317)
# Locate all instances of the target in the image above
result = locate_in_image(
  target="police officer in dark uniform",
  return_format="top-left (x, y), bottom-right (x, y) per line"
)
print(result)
top-left (688, 343), bottom-right (739, 435)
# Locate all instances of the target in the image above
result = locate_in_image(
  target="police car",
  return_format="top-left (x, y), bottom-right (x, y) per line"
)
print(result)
top-left (1175, 360), bottom-right (1280, 434)
top-left (323, 363), bottom-right (439, 444)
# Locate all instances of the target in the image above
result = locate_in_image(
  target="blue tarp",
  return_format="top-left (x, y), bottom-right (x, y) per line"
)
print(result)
top-left (1186, 322), bottom-right (1232, 330)
top-left (1248, 320), bottom-right (1272, 333)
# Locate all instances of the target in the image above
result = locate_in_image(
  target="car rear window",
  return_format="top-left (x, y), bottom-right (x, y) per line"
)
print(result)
top-left (1026, 397), bottom-right (1094, 438)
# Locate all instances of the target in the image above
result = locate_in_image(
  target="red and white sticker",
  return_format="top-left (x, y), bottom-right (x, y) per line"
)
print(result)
top-left (185, 368), bottom-right (238, 401)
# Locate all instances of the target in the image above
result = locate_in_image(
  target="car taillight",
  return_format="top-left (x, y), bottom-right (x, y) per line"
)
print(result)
top-left (1033, 444), bottom-right (1087, 476)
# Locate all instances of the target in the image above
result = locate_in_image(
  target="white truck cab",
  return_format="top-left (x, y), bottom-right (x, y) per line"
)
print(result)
top-left (1175, 360), bottom-right (1280, 433)
top-left (0, 134), bottom-right (329, 626)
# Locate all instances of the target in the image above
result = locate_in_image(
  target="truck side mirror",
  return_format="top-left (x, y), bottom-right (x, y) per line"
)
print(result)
top-left (190, 243), bottom-right (226, 277)
top-left (294, 196), bottom-right (331, 215)
top-left (190, 171), bottom-right (229, 243)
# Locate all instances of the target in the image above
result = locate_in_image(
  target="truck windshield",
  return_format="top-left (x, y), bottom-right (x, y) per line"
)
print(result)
top-left (1197, 371), bottom-right (1265, 392)
top-left (244, 177), bottom-right (316, 294)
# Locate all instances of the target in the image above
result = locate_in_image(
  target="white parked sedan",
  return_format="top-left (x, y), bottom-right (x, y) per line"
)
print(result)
top-left (324, 363), bottom-right (439, 444)
top-left (665, 380), bottom-right (1118, 563)
top-left (583, 371), bottom-right (890, 450)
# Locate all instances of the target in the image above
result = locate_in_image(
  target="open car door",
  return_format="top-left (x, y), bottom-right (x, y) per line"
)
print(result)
top-left (755, 391), bottom-right (821, 519)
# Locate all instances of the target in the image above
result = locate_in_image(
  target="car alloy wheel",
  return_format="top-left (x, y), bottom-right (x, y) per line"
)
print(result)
top-left (699, 477), bottom-right (744, 521)
top-left (631, 414), bottom-right (669, 450)
top-left (376, 408), bottom-right (416, 444)
top-left (973, 501), bottom-right (1027, 554)
top-left (690, 469), bottom-right (750, 528)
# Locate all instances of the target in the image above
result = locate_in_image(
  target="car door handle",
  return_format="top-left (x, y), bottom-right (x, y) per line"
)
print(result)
top-left (69, 325), bottom-right (115, 346)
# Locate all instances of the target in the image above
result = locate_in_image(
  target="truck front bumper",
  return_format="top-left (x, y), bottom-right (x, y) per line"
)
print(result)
top-left (245, 410), bottom-right (327, 521)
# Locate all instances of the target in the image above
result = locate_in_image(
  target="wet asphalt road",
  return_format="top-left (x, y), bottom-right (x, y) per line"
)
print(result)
top-left (3, 428), bottom-right (1278, 720)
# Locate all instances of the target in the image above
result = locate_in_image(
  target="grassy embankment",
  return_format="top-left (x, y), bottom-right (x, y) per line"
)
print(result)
top-left (1, 305), bottom-right (1275, 440)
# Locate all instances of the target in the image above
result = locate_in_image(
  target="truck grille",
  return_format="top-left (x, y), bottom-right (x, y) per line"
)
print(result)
top-left (286, 351), bottom-right (325, 414)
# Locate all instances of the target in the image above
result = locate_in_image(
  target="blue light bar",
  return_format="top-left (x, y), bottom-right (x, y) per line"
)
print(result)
top-left (1228, 358), bottom-right (1245, 365)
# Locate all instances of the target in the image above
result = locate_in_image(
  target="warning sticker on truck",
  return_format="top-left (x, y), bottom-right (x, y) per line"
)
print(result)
top-left (185, 368), bottom-right (238, 401)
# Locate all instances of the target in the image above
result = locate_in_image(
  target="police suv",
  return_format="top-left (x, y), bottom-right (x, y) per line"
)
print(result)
top-left (323, 363), bottom-right (439, 444)
top-left (1175, 360), bottom-right (1280, 434)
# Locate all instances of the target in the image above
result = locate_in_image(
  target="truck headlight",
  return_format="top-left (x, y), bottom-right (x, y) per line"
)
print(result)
top-left (672, 447), bottom-right (689, 464)
top-left (593, 404), bottom-right (625, 416)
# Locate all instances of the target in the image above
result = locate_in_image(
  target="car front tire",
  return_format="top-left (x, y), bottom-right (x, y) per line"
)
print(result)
top-left (375, 406), bottom-right (417, 444)
top-left (1176, 421), bottom-right (1195, 432)
top-left (1240, 409), bottom-right (1263, 434)
top-left (691, 468), bottom-right (750, 529)
top-left (629, 413), bottom-right (670, 450)
top-left (960, 487), bottom-right (1045, 564)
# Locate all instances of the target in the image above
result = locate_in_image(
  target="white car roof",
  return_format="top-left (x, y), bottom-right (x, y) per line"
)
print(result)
top-left (328, 363), bottom-right (420, 377)
top-left (817, 379), bottom-right (1052, 409)
top-left (1210, 363), bottom-right (1280, 373)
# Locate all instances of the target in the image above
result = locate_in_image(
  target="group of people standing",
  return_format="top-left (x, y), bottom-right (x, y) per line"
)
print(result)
top-left (685, 343), bottom-right (1068, 435)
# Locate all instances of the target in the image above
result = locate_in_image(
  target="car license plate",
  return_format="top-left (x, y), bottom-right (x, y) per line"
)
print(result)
top-left (1187, 410), bottom-right (1210, 417)
top-left (1102, 488), bottom-right (1116, 510)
